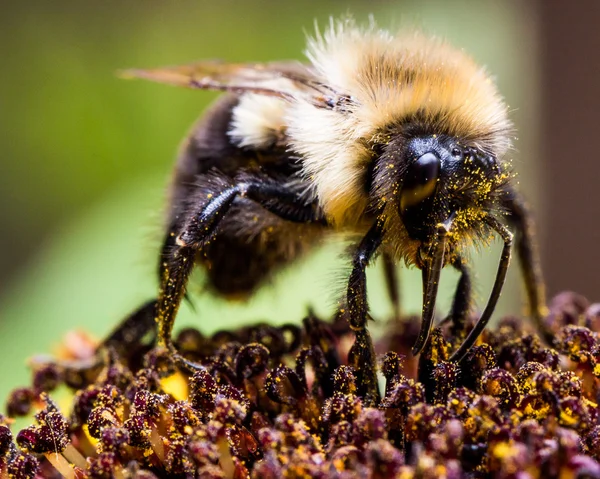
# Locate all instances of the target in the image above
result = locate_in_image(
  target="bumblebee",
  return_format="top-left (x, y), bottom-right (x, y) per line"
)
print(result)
top-left (120, 18), bottom-right (546, 403)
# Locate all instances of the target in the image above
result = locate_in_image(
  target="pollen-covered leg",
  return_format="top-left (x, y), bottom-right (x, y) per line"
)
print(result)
top-left (382, 252), bottom-right (401, 319)
top-left (411, 222), bottom-right (449, 356)
top-left (450, 217), bottom-right (513, 363)
top-left (156, 245), bottom-right (196, 352)
top-left (105, 299), bottom-right (158, 350)
top-left (155, 180), bottom-right (325, 369)
top-left (503, 191), bottom-right (550, 342)
top-left (346, 220), bottom-right (384, 405)
top-left (176, 182), bottom-right (323, 249)
top-left (448, 256), bottom-right (472, 340)
top-left (34, 300), bottom-right (158, 384)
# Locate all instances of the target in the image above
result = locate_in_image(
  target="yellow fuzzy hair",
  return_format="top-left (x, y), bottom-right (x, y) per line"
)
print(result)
top-left (231, 19), bottom-right (512, 230)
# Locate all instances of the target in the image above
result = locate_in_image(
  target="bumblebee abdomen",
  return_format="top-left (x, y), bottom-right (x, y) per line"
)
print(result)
top-left (198, 205), bottom-right (324, 298)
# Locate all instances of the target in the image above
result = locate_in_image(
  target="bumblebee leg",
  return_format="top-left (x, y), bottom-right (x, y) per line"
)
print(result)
top-left (156, 245), bottom-right (196, 352)
top-left (177, 182), bottom-right (323, 249)
top-left (450, 217), bottom-right (512, 362)
top-left (346, 220), bottom-right (384, 405)
top-left (411, 222), bottom-right (450, 356)
top-left (503, 191), bottom-right (550, 341)
top-left (37, 300), bottom-right (158, 386)
top-left (104, 299), bottom-right (157, 351)
top-left (448, 256), bottom-right (472, 341)
top-left (156, 181), bottom-right (324, 367)
top-left (382, 252), bottom-right (401, 319)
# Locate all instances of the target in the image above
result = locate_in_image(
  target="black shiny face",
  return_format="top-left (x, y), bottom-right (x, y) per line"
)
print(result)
top-left (398, 136), bottom-right (502, 245)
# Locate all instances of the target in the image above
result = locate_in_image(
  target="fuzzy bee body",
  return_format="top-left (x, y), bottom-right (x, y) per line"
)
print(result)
top-left (120, 18), bottom-right (547, 404)
top-left (167, 93), bottom-right (327, 298)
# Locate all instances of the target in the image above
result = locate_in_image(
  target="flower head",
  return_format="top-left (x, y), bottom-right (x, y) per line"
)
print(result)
top-left (3, 291), bottom-right (600, 478)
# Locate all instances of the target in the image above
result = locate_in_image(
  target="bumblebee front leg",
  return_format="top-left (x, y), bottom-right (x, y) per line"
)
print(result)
top-left (156, 181), bottom-right (324, 367)
top-left (346, 220), bottom-right (384, 405)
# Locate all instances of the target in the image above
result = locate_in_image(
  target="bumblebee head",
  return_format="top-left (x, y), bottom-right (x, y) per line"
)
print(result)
top-left (372, 133), bottom-right (514, 356)
top-left (380, 134), bottom-right (510, 259)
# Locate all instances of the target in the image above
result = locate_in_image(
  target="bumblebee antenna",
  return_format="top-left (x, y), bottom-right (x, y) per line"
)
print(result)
top-left (449, 216), bottom-right (513, 363)
top-left (411, 220), bottom-right (451, 356)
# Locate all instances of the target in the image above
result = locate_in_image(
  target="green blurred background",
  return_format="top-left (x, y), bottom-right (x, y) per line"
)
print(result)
top-left (0, 1), bottom-right (541, 400)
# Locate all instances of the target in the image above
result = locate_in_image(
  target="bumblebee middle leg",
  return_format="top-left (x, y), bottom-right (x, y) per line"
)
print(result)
top-left (156, 180), bottom-right (324, 366)
top-left (435, 254), bottom-right (472, 349)
top-left (382, 252), bottom-right (401, 319)
top-left (447, 256), bottom-right (472, 341)
top-left (347, 220), bottom-right (384, 405)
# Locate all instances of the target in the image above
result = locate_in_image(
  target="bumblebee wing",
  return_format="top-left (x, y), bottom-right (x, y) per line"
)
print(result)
top-left (120, 60), bottom-right (334, 106)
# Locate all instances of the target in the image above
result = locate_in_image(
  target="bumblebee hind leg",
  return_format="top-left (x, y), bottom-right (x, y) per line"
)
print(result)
top-left (346, 220), bottom-right (385, 405)
top-left (155, 179), bottom-right (325, 370)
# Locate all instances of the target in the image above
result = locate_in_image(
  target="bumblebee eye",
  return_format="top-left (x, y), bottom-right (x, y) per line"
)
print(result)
top-left (400, 152), bottom-right (441, 214)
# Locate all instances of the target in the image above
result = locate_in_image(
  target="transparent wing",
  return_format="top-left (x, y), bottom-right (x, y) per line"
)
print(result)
top-left (120, 60), bottom-right (335, 105)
